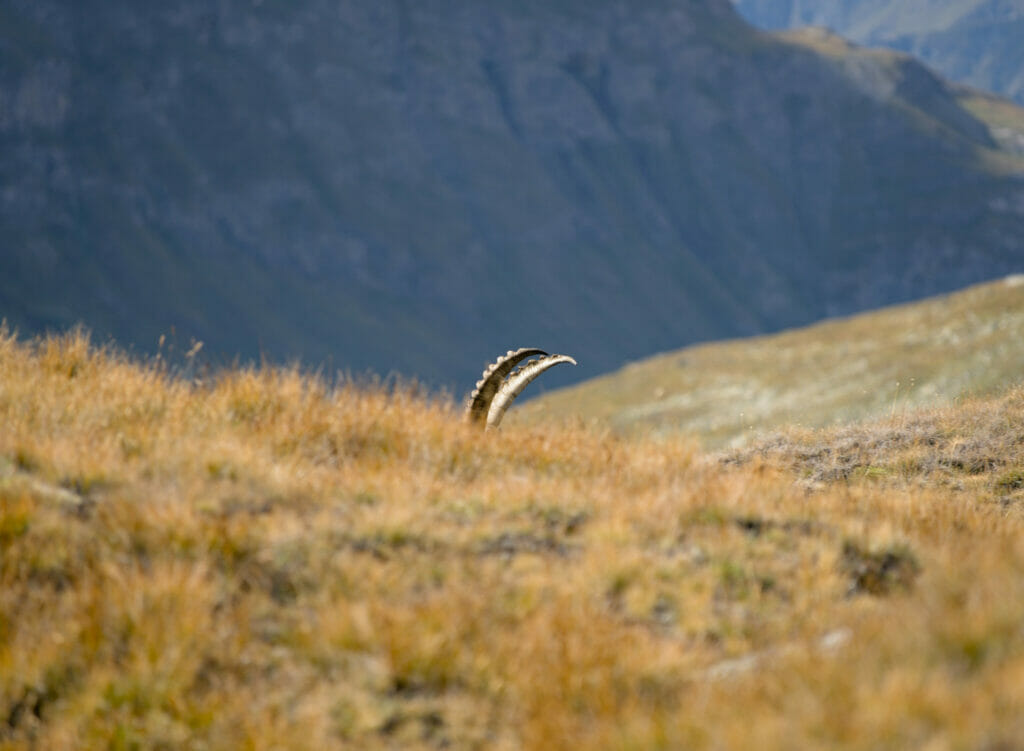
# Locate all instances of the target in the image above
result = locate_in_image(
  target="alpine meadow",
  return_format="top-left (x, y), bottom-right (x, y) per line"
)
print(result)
top-left (5, 0), bottom-right (1024, 748)
top-left (2, 326), bottom-right (1024, 749)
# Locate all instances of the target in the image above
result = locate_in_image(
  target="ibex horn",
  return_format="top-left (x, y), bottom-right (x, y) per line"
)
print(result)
top-left (465, 348), bottom-right (547, 424)
top-left (486, 354), bottom-right (577, 429)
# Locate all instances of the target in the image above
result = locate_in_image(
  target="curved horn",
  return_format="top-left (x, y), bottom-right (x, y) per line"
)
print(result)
top-left (465, 348), bottom-right (547, 424)
top-left (486, 354), bottom-right (577, 430)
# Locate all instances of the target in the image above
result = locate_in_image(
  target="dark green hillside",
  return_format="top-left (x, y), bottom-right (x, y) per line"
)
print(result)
top-left (2, 0), bottom-right (1024, 388)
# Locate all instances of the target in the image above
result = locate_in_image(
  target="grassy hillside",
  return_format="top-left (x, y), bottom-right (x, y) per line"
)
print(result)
top-left (3, 328), bottom-right (1024, 749)
top-left (519, 275), bottom-right (1024, 447)
top-left (733, 0), bottom-right (1024, 106)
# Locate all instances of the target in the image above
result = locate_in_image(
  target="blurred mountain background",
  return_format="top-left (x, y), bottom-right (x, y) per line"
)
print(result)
top-left (2, 0), bottom-right (1024, 390)
top-left (731, 0), bottom-right (1024, 106)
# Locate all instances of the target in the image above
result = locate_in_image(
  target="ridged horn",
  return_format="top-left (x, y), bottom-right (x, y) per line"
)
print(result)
top-left (465, 348), bottom-right (547, 424)
top-left (486, 354), bottom-right (577, 430)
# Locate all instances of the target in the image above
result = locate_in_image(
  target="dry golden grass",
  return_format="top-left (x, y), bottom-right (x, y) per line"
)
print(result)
top-left (3, 327), bottom-right (1024, 749)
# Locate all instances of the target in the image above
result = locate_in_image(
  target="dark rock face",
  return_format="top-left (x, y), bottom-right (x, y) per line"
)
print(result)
top-left (2, 0), bottom-right (1023, 387)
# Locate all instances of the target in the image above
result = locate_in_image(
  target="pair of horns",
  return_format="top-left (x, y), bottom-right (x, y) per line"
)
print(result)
top-left (465, 348), bottom-right (577, 429)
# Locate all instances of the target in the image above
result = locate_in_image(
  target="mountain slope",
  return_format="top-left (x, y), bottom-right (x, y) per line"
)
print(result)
top-left (518, 275), bottom-right (1024, 446)
top-left (2, 0), bottom-right (1024, 389)
top-left (732, 0), bottom-right (1024, 106)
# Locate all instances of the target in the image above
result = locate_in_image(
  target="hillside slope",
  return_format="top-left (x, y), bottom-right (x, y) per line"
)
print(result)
top-left (519, 275), bottom-right (1024, 446)
top-left (2, 0), bottom-right (1024, 388)
top-left (2, 329), bottom-right (1024, 749)
top-left (733, 0), bottom-right (1024, 106)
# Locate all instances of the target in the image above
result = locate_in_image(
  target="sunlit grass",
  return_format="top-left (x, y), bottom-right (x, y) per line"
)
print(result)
top-left (521, 275), bottom-right (1024, 448)
top-left (2, 326), bottom-right (1024, 749)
